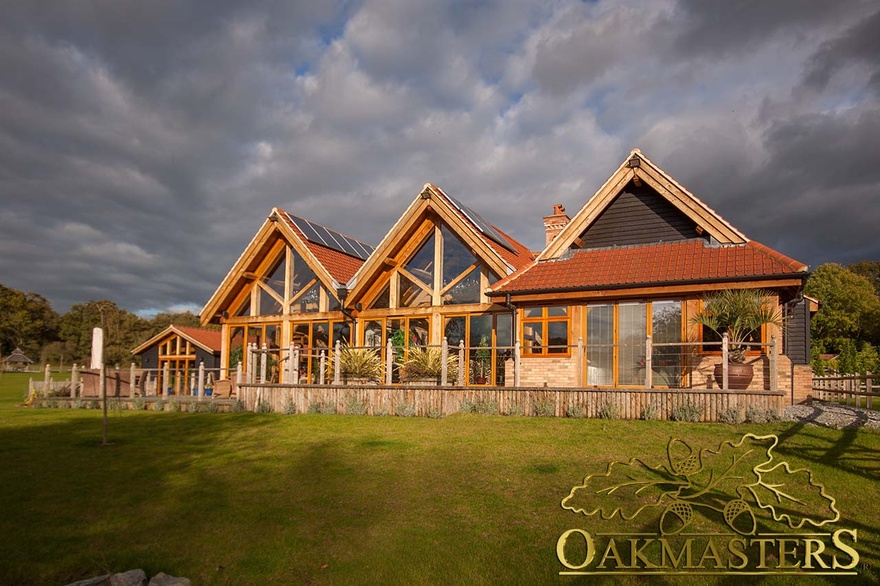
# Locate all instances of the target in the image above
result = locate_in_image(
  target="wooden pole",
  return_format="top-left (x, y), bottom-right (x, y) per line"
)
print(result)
top-left (441, 337), bottom-right (448, 386)
top-left (101, 364), bottom-right (108, 445)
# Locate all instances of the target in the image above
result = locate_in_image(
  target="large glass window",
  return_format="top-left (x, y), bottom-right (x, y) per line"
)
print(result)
top-left (618, 303), bottom-right (647, 386)
top-left (444, 313), bottom-right (513, 385)
top-left (522, 306), bottom-right (569, 355)
top-left (586, 305), bottom-right (613, 385)
top-left (652, 301), bottom-right (683, 387)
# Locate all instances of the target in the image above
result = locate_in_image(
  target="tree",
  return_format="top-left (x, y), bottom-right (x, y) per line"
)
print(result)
top-left (0, 284), bottom-right (59, 359)
top-left (849, 260), bottom-right (880, 297)
top-left (805, 263), bottom-right (880, 352)
top-left (59, 300), bottom-right (150, 367)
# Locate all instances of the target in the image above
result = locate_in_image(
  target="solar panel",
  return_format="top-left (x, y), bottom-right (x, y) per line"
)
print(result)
top-left (446, 195), bottom-right (515, 252)
top-left (286, 213), bottom-right (374, 260)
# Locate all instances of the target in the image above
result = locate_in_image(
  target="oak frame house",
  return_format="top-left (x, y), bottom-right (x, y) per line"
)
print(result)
top-left (199, 149), bottom-right (812, 399)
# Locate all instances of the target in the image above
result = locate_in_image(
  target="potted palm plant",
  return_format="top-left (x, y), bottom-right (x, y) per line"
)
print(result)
top-left (334, 345), bottom-right (383, 385)
top-left (690, 289), bottom-right (783, 390)
top-left (399, 346), bottom-right (459, 385)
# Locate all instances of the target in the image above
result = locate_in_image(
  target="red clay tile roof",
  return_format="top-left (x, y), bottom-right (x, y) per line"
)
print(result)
top-left (277, 210), bottom-right (367, 283)
top-left (491, 239), bottom-right (808, 295)
top-left (174, 326), bottom-right (223, 352)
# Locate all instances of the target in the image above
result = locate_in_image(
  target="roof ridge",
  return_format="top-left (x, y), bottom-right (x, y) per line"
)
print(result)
top-left (747, 240), bottom-right (809, 272)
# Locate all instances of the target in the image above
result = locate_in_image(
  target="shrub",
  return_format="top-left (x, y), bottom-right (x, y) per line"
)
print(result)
top-left (346, 399), bottom-right (367, 416)
top-left (503, 403), bottom-right (523, 416)
top-left (399, 346), bottom-right (458, 382)
top-left (154, 399), bottom-right (165, 412)
top-left (282, 399), bottom-right (297, 415)
top-left (598, 402), bottom-right (620, 420)
top-left (459, 400), bottom-right (477, 414)
top-left (534, 400), bottom-right (555, 417)
top-left (671, 402), bottom-right (702, 422)
top-left (88, 400), bottom-right (99, 410)
top-left (333, 346), bottom-right (383, 382)
top-left (133, 397), bottom-right (146, 411)
top-left (307, 402), bottom-right (322, 414)
top-left (208, 401), bottom-right (220, 414)
top-left (169, 399), bottom-right (180, 412)
top-left (256, 400), bottom-right (273, 414)
top-left (73, 399), bottom-right (84, 409)
top-left (320, 403), bottom-right (336, 415)
top-left (641, 403), bottom-right (660, 421)
top-left (232, 399), bottom-right (245, 413)
top-left (719, 407), bottom-right (744, 424)
top-left (745, 406), bottom-right (780, 424)
top-left (427, 409), bottom-right (443, 419)
top-left (567, 405), bottom-right (586, 419)
top-left (374, 406), bottom-right (389, 417)
top-left (396, 403), bottom-right (416, 417)
top-left (475, 400), bottom-right (498, 415)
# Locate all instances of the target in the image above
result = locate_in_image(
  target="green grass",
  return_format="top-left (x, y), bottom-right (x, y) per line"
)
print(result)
top-left (1, 371), bottom-right (878, 585)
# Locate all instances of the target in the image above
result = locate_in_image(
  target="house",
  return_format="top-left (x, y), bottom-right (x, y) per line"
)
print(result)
top-left (488, 149), bottom-right (812, 399)
top-left (2, 347), bottom-right (34, 371)
top-left (131, 325), bottom-right (223, 394)
top-left (199, 149), bottom-right (811, 399)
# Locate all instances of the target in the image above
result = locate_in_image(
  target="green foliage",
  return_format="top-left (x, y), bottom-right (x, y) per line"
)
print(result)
top-left (534, 399), bottom-right (555, 417)
top-left (806, 263), bottom-right (880, 351)
top-left (641, 403), bottom-right (660, 421)
top-left (671, 402), bottom-right (701, 422)
top-left (690, 289), bottom-right (782, 362)
top-left (849, 260), bottom-right (880, 297)
top-left (153, 399), bottom-right (165, 412)
top-left (502, 403), bottom-right (523, 416)
top-left (566, 405), bottom-right (586, 419)
top-left (399, 346), bottom-right (458, 381)
top-left (345, 399), bottom-right (367, 415)
top-left (334, 346), bottom-right (383, 381)
top-left (597, 401), bottom-right (619, 420)
top-left (745, 405), bottom-right (780, 424)
top-left (719, 407), bottom-right (744, 424)
top-left (0, 284), bottom-right (60, 360)
top-left (59, 300), bottom-right (150, 366)
top-left (256, 400), bottom-right (273, 414)
top-left (208, 401), bottom-right (220, 414)
top-left (396, 403), bottom-right (416, 417)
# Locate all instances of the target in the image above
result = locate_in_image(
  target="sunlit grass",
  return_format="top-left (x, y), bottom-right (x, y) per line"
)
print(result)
top-left (0, 372), bottom-right (877, 585)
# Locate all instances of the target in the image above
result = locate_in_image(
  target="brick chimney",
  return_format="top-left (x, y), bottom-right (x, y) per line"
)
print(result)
top-left (543, 204), bottom-right (570, 246)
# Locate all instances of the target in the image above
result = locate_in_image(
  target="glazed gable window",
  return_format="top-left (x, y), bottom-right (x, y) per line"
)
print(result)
top-left (522, 306), bottom-right (569, 356)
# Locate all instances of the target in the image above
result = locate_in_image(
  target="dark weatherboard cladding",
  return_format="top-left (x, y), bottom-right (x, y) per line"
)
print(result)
top-left (574, 182), bottom-right (702, 250)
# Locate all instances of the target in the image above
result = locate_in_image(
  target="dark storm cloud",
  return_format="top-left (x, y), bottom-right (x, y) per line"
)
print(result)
top-left (0, 0), bottom-right (876, 315)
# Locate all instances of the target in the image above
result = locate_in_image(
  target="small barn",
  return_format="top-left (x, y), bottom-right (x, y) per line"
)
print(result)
top-left (132, 325), bottom-right (222, 394)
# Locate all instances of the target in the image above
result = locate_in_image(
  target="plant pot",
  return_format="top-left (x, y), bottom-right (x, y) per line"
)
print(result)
top-left (343, 376), bottom-right (374, 386)
top-left (404, 377), bottom-right (440, 386)
top-left (713, 363), bottom-right (754, 390)
top-left (475, 376), bottom-right (488, 385)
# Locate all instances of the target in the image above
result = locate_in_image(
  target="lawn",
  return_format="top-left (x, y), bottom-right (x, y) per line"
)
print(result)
top-left (1, 371), bottom-right (878, 585)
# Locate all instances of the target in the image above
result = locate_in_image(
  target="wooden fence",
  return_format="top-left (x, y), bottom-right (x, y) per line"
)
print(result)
top-left (239, 383), bottom-right (784, 422)
top-left (812, 374), bottom-right (877, 409)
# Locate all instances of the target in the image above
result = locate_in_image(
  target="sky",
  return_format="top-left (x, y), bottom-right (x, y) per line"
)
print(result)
top-left (1, 1), bottom-right (879, 316)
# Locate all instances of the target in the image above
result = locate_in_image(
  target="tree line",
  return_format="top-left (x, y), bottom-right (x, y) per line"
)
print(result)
top-left (2, 260), bottom-right (879, 373)
top-left (0, 284), bottom-right (213, 368)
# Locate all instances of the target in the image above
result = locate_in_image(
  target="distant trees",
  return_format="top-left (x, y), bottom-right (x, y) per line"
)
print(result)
top-left (0, 284), bottom-right (59, 360)
top-left (806, 263), bottom-right (880, 374)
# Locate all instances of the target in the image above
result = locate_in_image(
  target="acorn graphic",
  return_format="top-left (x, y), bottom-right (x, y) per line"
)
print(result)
top-left (660, 500), bottom-right (693, 535)
top-left (671, 453), bottom-right (700, 476)
top-left (723, 499), bottom-right (757, 535)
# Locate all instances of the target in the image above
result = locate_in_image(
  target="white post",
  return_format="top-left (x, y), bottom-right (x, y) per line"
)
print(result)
top-left (334, 340), bottom-right (341, 385)
top-left (44, 364), bottom-right (51, 391)
top-left (514, 340), bottom-right (521, 387)
top-left (130, 363), bottom-right (137, 397)
top-left (287, 343), bottom-right (295, 384)
top-left (163, 362), bottom-right (171, 396)
top-left (100, 363), bottom-right (108, 445)
top-left (259, 343), bottom-right (268, 384)
top-left (458, 340), bottom-right (465, 386)
top-left (71, 364), bottom-right (79, 398)
top-left (386, 340), bottom-right (393, 385)
top-left (236, 361), bottom-right (243, 387)
top-left (722, 332), bottom-right (729, 391)
top-left (645, 335), bottom-right (653, 390)
top-left (292, 348), bottom-right (300, 384)
top-left (189, 370), bottom-right (196, 396)
top-left (577, 337), bottom-right (584, 388)
top-left (441, 337), bottom-right (448, 386)
top-left (198, 362), bottom-right (206, 399)
top-left (769, 335), bottom-right (778, 392)
top-left (319, 350), bottom-right (326, 385)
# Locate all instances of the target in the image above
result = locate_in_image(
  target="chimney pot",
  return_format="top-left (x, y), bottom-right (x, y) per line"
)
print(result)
top-left (543, 204), bottom-right (571, 246)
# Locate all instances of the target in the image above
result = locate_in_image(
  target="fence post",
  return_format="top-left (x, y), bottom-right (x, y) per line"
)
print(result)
top-left (721, 332), bottom-right (729, 391)
top-left (292, 347), bottom-right (300, 384)
top-left (441, 337), bottom-right (448, 386)
top-left (236, 361), bottom-right (243, 388)
top-left (645, 335), bottom-right (653, 390)
top-left (386, 340), bottom-right (393, 385)
top-left (246, 343), bottom-right (253, 384)
top-left (259, 344), bottom-right (267, 384)
top-left (769, 335), bottom-right (778, 392)
top-left (44, 363), bottom-right (51, 388)
top-left (334, 340), bottom-right (341, 385)
top-left (129, 363), bottom-right (137, 397)
top-left (198, 362), bottom-right (206, 400)
top-left (287, 343), bottom-right (295, 384)
top-left (319, 350), bottom-right (326, 385)
top-left (190, 370), bottom-right (196, 396)
top-left (454, 341), bottom-right (463, 386)
top-left (71, 364), bottom-right (79, 398)
top-left (867, 372), bottom-right (873, 411)
top-left (514, 340), bottom-right (521, 387)
top-left (576, 337), bottom-right (584, 387)
top-left (163, 362), bottom-right (171, 396)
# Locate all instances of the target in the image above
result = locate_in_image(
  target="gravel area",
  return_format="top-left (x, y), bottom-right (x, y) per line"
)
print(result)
top-left (782, 401), bottom-right (880, 430)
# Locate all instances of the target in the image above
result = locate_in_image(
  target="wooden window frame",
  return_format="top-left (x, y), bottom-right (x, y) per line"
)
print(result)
top-left (521, 306), bottom-right (570, 357)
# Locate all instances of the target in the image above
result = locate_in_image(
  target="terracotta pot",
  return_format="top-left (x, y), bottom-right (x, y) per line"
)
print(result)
top-left (713, 363), bottom-right (754, 390)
